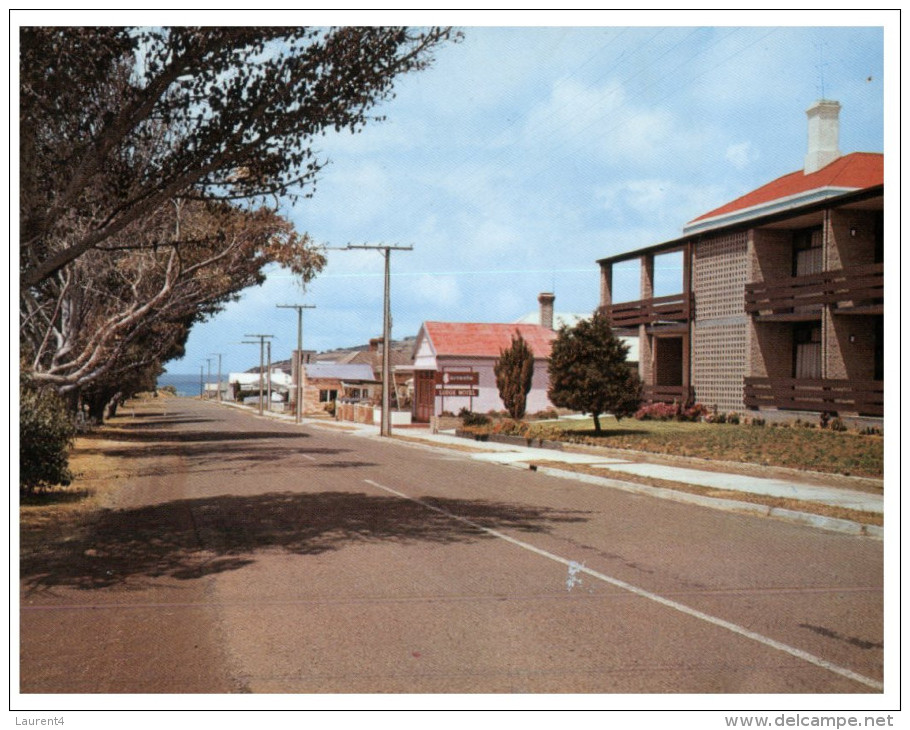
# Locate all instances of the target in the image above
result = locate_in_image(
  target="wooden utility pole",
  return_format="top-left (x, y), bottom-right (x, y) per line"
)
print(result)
top-left (209, 353), bottom-right (223, 403)
top-left (346, 244), bottom-right (412, 437)
top-left (243, 334), bottom-right (274, 416)
top-left (277, 304), bottom-right (316, 424)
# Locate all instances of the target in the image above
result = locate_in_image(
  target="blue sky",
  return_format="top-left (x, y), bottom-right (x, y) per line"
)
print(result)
top-left (137, 14), bottom-right (889, 376)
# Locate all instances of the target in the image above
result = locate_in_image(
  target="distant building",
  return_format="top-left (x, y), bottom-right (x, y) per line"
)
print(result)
top-left (597, 100), bottom-right (883, 420)
top-left (285, 337), bottom-right (414, 413)
top-left (295, 362), bottom-right (379, 414)
top-left (227, 369), bottom-right (292, 403)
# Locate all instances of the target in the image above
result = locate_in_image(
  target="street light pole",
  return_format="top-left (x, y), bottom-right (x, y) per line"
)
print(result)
top-left (277, 304), bottom-right (316, 424)
top-left (346, 244), bottom-right (412, 437)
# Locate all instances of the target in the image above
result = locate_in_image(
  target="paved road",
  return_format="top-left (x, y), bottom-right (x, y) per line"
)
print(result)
top-left (20, 398), bottom-right (884, 694)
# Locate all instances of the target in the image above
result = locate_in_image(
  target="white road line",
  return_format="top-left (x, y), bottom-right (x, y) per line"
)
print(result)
top-left (364, 478), bottom-right (884, 692)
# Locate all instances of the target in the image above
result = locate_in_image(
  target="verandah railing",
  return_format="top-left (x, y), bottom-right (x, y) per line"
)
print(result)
top-left (641, 384), bottom-right (694, 404)
top-left (745, 264), bottom-right (883, 315)
top-left (603, 292), bottom-right (692, 327)
top-left (743, 377), bottom-right (883, 417)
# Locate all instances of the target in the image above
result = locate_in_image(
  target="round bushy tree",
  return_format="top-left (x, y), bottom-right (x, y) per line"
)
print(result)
top-left (494, 331), bottom-right (535, 420)
top-left (20, 377), bottom-right (75, 494)
top-left (547, 312), bottom-right (642, 433)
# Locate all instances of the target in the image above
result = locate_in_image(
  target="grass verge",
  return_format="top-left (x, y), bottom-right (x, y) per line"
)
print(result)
top-left (530, 460), bottom-right (882, 528)
top-left (20, 437), bottom-right (129, 560)
top-left (523, 418), bottom-right (883, 478)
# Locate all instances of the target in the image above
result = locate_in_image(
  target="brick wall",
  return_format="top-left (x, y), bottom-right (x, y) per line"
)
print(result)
top-left (750, 228), bottom-right (792, 282)
top-left (827, 209), bottom-right (879, 270)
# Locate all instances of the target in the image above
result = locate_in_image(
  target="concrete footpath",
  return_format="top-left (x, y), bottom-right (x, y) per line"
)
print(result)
top-left (226, 404), bottom-right (884, 540)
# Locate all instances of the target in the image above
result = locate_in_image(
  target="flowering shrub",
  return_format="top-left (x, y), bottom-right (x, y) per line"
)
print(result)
top-left (634, 401), bottom-right (708, 422)
top-left (634, 402), bottom-right (678, 421)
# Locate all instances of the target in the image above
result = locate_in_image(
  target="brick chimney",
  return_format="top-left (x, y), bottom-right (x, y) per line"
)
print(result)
top-left (538, 292), bottom-right (555, 330)
top-left (805, 100), bottom-right (841, 174)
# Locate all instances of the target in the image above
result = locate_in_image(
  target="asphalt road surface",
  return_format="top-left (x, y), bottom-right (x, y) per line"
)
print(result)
top-left (20, 398), bottom-right (884, 695)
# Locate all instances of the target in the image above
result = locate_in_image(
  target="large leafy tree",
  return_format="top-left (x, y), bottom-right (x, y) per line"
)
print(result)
top-left (547, 312), bottom-right (642, 433)
top-left (20, 200), bottom-right (322, 406)
top-left (494, 331), bottom-right (534, 420)
top-left (20, 25), bottom-right (458, 287)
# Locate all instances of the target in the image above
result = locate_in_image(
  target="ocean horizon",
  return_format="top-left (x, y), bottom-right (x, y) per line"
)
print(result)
top-left (157, 372), bottom-right (203, 398)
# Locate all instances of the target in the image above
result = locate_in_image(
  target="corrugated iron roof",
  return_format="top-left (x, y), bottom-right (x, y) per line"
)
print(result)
top-left (422, 322), bottom-right (558, 359)
top-left (303, 363), bottom-right (377, 381)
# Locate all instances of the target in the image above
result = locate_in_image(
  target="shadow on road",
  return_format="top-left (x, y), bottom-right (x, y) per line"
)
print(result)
top-left (107, 417), bottom-right (220, 428)
top-left (73, 427), bottom-right (341, 471)
top-left (79, 428), bottom-right (310, 443)
top-left (21, 491), bottom-right (589, 592)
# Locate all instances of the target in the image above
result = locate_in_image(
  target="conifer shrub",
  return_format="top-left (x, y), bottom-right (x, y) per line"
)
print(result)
top-left (494, 331), bottom-right (534, 420)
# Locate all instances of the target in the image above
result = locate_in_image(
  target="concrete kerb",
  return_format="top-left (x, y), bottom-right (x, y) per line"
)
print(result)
top-left (533, 466), bottom-right (883, 540)
top-left (208, 400), bottom-right (883, 540)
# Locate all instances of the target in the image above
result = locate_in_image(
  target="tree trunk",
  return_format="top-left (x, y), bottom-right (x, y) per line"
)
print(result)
top-left (104, 393), bottom-right (123, 420)
top-left (592, 412), bottom-right (602, 434)
top-left (86, 397), bottom-right (106, 424)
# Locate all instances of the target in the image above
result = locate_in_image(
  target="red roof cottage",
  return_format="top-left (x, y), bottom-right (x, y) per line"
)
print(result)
top-left (411, 295), bottom-right (560, 423)
top-left (597, 100), bottom-right (883, 422)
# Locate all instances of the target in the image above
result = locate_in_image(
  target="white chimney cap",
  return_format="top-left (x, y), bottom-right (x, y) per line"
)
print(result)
top-left (805, 100), bottom-right (842, 174)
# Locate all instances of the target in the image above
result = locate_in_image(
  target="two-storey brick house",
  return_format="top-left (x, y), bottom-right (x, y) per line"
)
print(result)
top-left (597, 101), bottom-right (883, 421)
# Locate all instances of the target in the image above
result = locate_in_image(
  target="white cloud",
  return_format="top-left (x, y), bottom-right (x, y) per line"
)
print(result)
top-left (522, 76), bottom-right (677, 165)
top-left (595, 178), bottom-right (725, 232)
top-left (411, 273), bottom-right (461, 308)
top-left (725, 141), bottom-right (758, 169)
top-left (597, 179), bottom-right (671, 216)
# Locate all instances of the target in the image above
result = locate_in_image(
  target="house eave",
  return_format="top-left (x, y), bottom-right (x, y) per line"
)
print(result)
top-left (683, 186), bottom-right (860, 236)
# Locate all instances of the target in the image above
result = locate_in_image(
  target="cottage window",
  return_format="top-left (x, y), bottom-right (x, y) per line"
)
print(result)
top-left (319, 389), bottom-right (338, 403)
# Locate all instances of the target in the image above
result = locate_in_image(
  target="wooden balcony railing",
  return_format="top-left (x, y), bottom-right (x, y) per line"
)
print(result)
top-left (745, 263), bottom-right (883, 315)
top-left (603, 292), bottom-right (692, 327)
top-left (743, 377), bottom-right (883, 417)
top-left (641, 384), bottom-right (694, 404)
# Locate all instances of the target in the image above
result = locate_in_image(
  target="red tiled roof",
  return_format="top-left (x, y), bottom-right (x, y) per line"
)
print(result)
top-left (423, 322), bottom-right (557, 359)
top-left (689, 152), bottom-right (883, 224)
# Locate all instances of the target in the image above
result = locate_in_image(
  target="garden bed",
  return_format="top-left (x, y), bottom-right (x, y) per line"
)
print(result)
top-left (453, 430), bottom-right (564, 451)
top-left (453, 415), bottom-right (883, 479)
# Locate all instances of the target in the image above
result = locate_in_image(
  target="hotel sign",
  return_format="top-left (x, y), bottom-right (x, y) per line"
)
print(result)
top-left (435, 370), bottom-right (479, 397)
